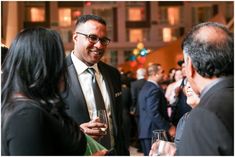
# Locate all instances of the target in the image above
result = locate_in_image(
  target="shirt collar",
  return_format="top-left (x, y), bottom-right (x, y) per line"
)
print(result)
top-left (200, 76), bottom-right (227, 98)
top-left (71, 52), bottom-right (100, 75)
top-left (147, 79), bottom-right (159, 87)
top-left (89, 64), bottom-right (100, 75)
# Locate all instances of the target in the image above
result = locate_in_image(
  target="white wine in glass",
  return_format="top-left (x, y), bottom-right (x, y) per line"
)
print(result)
top-left (97, 109), bottom-right (108, 133)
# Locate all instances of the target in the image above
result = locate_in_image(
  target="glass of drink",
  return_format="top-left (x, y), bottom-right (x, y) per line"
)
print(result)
top-left (151, 129), bottom-right (168, 156)
top-left (97, 109), bottom-right (108, 134)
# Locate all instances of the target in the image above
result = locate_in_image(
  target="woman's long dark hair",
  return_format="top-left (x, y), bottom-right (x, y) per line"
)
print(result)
top-left (1, 27), bottom-right (67, 115)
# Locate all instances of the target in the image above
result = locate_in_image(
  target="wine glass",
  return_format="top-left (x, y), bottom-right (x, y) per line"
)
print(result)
top-left (97, 109), bottom-right (108, 134)
top-left (151, 129), bottom-right (168, 156)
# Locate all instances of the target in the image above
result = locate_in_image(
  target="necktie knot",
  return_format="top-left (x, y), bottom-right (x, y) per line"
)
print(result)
top-left (87, 68), bottom-right (95, 76)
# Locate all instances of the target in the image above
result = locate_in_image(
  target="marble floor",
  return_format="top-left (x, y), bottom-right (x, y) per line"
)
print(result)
top-left (129, 146), bottom-right (144, 156)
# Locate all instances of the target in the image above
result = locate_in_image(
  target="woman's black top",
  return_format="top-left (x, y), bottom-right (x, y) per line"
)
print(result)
top-left (1, 98), bottom-right (87, 155)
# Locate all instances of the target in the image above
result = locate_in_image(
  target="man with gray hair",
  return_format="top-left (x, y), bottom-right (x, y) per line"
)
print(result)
top-left (177, 22), bottom-right (233, 155)
top-left (130, 68), bottom-right (147, 116)
top-left (136, 68), bottom-right (146, 80)
top-left (130, 68), bottom-right (147, 152)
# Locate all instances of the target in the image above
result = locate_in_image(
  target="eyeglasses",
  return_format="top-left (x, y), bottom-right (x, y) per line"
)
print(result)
top-left (76, 32), bottom-right (110, 46)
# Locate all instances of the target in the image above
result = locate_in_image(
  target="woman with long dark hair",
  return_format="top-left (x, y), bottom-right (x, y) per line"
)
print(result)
top-left (1, 27), bottom-right (89, 155)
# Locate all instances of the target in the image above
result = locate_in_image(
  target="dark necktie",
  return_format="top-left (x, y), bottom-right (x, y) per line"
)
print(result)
top-left (87, 68), bottom-right (106, 110)
top-left (87, 68), bottom-right (111, 148)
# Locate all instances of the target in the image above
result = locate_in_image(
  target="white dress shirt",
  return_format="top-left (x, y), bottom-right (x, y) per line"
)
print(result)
top-left (71, 52), bottom-right (114, 146)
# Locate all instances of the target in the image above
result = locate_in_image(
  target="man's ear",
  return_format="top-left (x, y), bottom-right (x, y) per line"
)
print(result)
top-left (187, 56), bottom-right (195, 78)
top-left (73, 32), bottom-right (78, 43)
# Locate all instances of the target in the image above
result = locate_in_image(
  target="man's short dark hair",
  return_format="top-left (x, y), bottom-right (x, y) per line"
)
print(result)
top-left (75, 14), bottom-right (106, 29)
top-left (147, 63), bottom-right (161, 76)
top-left (182, 22), bottom-right (234, 78)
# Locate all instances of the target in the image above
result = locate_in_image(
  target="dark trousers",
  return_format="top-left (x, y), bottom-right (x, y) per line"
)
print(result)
top-left (140, 138), bottom-right (151, 156)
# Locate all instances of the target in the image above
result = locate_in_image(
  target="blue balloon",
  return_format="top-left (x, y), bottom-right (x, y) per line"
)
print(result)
top-left (140, 48), bottom-right (147, 56)
top-left (129, 55), bottom-right (136, 61)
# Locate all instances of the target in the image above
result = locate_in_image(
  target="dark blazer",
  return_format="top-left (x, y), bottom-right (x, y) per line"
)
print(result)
top-left (62, 54), bottom-right (129, 155)
top-left (177, 76), bottom-right (234, 155)
top-left (2, 98), bottom-right (86, 155)
top-left (130, 78), bottom-right (146, 116)
top-left (138, 81), bottom-right (170, 139)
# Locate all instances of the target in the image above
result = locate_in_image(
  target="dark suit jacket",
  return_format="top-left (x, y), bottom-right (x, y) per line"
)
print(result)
top-left (177, 76), bottom-right (234, 155)
top-left (130, 79), bottom-right (146, 116)
top-left (62, 54), bottom-right (129, 155)
top-left (138, 81), bottom-right (170, 139)
top-left (2, 98), bottom-right (86, 155)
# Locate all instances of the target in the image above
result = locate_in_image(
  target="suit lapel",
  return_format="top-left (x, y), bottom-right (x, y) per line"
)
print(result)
top-left (68, 66), bottom-right (87, 105)
top-left (66, 55), bottom-right (90, 120)
top-left (98, 63), bottom-right (114, 102)
top-left (98, 62), bottom-right (118, 135)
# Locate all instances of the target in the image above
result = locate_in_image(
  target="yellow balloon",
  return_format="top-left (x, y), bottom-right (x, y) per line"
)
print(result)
top-left (137, 42), bottom-right (144, 50)
top-left (133, 49), bottom-right (139, 55)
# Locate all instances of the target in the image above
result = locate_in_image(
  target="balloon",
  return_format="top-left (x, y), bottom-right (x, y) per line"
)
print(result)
top-left (137, 42), bottom-right (144, 50)
top-left (138, 64), bottom-right (144, 68)
top-left (140, 48), bottom-right (147, 56)
top-left (129, 55), bottom-right (136, 61)
top-left (137, 56), bottom-right (146, 64)
top-left (133, 48), bottom-right (139, 56)
top-left (130, 61), bottom-right (137, 68)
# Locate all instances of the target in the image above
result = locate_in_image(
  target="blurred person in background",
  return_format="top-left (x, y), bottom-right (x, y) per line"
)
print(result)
top-left (149, 80), bottom-right (200, 156)
top-left (130, 68), bottom-right (147, 116)
top-left (120, 74), bottom-right (132, 149)
top-left (138, 63), bottom-right (175, 156)
top-left (167, 68), bottom-right (176, 83)
top-left (130, 67), bottom-right (147, 152)
top-left (167, 61), bottom-right (192, 126)
top-left (165, 68), bottom-right (183, 102)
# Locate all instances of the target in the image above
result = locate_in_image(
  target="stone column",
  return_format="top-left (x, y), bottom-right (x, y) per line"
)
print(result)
top-left (6, 1), bottom-right (18, 47)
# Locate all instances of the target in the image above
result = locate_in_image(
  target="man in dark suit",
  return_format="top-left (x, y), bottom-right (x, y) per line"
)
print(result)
top-left (177, 22), bottom-right (234, 155)
top-left (130, 68), bottom-right (147, 117)
top-left (130, 68), bottom-right (146, 152)
top-left (62, 14), bottom-right (129, 155)
top-left (138, 64), bottom-right (175, 156)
